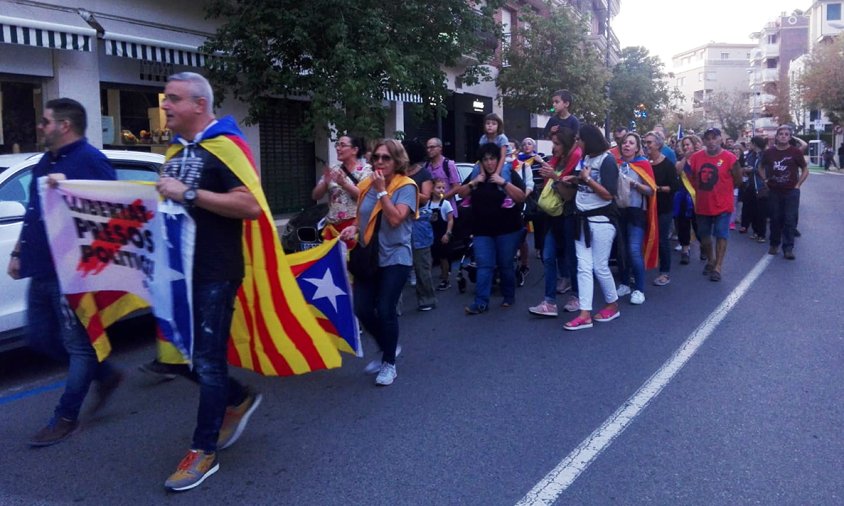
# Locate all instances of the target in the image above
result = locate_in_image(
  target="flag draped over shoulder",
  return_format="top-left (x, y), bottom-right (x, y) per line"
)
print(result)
top-left (681, 162), bottom-right (697, 205)
top-left (166, 117), bottom-right (342, 376)
top-left (620, 156), bottom-right (659, 271)
top-left (39, 179), bottom-right (193, 361)
top-left (287, 239), bottom-right (361, 357)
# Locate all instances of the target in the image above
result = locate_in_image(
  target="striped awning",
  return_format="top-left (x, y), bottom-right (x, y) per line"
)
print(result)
top-left (100, 18), bottom-right (210, 68)
top-left (383, 90), bottom-right (423, 104)
top-left (0, 15), bottom-right (94, 52)
top-left (104, 37), bottom-right (207, 67)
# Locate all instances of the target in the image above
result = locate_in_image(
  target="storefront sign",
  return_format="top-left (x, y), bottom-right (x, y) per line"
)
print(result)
top-left (139, 60), bottom-right (175, 82)
top-left (472, 100), bottom-right (485, 112)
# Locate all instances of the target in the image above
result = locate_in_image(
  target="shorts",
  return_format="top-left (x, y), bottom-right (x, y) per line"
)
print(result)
top-left (696, 212), bottom-right (731, 240)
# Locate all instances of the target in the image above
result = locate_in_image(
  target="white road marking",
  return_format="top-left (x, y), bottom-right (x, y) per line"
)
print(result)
top-left (517, 254), bottom-right (773, 506)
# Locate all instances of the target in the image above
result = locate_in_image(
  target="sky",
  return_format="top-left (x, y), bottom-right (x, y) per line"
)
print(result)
top-left (612, 0), bottom-right (811, 69)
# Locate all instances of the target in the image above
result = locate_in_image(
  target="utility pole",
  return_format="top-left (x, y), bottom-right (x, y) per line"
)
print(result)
top-left (603, 6), bottom-right (611, 141)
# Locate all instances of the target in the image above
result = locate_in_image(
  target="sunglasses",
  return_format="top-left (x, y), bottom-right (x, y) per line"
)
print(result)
top-left (372, 154), bottom-right (393, 162)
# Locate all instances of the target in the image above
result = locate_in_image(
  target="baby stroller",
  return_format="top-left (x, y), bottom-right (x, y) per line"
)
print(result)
top-left (448, 205), bottom-right (475, 294)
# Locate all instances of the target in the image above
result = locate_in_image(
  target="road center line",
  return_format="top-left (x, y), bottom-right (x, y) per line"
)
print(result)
top-left (517, 254), bottom-right (773, 506)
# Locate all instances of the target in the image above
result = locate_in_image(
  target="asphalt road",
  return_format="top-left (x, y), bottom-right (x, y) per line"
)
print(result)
top-left (0, 172), bottom-right (842, 505)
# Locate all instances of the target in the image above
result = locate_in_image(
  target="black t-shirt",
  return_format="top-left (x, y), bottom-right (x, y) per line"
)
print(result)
top-left (543, 114), bottom-right (580, 140)
top-left (651, 157), bottom-right (679, 215)
top-left (468, 172), bottom-right (526, 236)
top-left (161, 144), bottom-right (245, 281)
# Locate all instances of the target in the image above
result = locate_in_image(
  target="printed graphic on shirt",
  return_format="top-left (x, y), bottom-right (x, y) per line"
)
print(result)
top-left (162, 146), bottom-right (203, 188)
top-left (770, 157), bottom-right (795, 184)
top-left (697, 162), bottom-right (720, 191)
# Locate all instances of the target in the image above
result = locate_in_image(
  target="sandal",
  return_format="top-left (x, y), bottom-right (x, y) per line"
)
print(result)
top-left (593, 307), bottom-right (620, 322)
top-left (703, 264), bottom-right (714, 276)
top-left (709, 270), bottom-right (721, 282)
top-left (563, 315), bottom-right (593, 331)
top-left (653, 274), bottom-right (670, 286)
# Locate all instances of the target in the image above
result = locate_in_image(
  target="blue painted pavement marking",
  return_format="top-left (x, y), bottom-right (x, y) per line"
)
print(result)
top-left (0, 380), bottom-right (65, 406)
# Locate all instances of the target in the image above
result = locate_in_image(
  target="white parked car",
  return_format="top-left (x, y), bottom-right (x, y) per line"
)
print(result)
top-left (0, 150), bottom-right (164, 352)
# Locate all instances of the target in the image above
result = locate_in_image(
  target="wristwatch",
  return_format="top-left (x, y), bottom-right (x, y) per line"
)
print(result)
top-left (182, 188), bottom-right (197, 208)
top-left (376, 190), bottom-right (389, 199)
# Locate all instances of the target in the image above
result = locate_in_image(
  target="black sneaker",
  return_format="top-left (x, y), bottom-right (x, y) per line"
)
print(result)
top-left (436, 280), bottom-right (451, 291)
top-left (138, 360), bottom-right (190, 381)
top-left (30, 417), bottom-right (79, 447)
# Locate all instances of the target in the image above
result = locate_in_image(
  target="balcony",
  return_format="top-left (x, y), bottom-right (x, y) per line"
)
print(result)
top-left (760, 68), bottom-right (778, 83)
top-left (760, 43), bottom-right (779, 59)
top-left (759, 93), bottom-right (776, 106)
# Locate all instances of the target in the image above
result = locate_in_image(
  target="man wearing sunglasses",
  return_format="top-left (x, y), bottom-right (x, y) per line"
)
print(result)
top-left (9, 98), bottom-right (122, 448)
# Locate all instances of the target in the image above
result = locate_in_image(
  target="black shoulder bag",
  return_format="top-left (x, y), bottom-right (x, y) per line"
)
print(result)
top-left (348, 213), bottom-right (382, 279)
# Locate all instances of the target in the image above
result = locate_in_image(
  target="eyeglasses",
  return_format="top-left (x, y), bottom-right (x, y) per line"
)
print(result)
top-left (335, 142), bottom-right (352, 148)
top-left (372, 154), bottom-right (393, 163)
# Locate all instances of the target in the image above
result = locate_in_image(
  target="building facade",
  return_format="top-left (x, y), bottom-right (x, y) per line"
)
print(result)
top-left (670, 43), bottom-right (755, 126)
top-left (748, 11), bottom-right (809, 137)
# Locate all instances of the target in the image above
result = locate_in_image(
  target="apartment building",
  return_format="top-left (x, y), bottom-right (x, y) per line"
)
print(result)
top-left (748, 11), bottom-right (809, 137)
top-left (670, 43), bottom-right (755, 123)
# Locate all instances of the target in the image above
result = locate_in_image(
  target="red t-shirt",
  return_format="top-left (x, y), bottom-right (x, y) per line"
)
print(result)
top-left (761, 146), bottom-right (805, 191)
top-left (688, 149), bottom-right (738, 216)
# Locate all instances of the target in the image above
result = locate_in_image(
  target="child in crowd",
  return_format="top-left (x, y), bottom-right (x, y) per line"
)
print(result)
top-left (429, 178), bottom-right (455, 290)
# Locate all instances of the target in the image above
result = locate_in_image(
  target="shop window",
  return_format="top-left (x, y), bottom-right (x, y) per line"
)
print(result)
top-left (1, 81), bottom-right (40, 154)
top-left (101, 87), bottom-right (170, 151)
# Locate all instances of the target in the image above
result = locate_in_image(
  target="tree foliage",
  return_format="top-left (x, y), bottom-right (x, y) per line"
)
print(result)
top-left (797, 35), bottom-right (844, 123)
top-left (704, 90), bottom-right (750, 140)
top-left (765, 79), bottom-right (793, 127)
top-left (496, 6), bottom-right (609, 124)
top-left (202, 0), bottom-right (503, 139)
top-left (607, 47), bottom-right (674, 133)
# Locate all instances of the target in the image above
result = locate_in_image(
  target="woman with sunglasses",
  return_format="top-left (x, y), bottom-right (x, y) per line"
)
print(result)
top-left (339, 139), bottom-right (418, 386)
top-left (456, 142), bottom-right (527, 314)
top-left (312, 135), bottom-right (372, 245)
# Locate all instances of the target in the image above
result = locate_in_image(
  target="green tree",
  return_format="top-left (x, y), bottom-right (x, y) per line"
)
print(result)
top-left (496, 6), bottom-right (609, 124)
top-left (797, 35), bottom-right (844, 124)
top-left (704, 89), bottom-right (750, 140)
top-left (202, 0), bottom-right (503, 139)
top-left (607, 46), bottom-right (674, 133)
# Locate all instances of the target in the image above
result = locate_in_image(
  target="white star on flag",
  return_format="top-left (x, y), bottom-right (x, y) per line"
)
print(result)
top-left (302, 267), bottom-right (347, 312)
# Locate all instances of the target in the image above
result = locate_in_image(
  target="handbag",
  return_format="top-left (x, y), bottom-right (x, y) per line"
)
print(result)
top-left (537, 179), bottom-right (564, 217)
top-left (616, 164), bottom-right (632, 209)
top-left (348, 213), bottom-right (382, 278)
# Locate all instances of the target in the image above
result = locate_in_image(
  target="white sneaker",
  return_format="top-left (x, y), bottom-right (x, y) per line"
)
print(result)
top-left (528, 300), bottom-right (558, 317)
top-left (674, 244), bottom-right (682, 252)
top-left (375, 363), bottom-right (397, 386)
top-left (364, 344), bottom-right (402, 375)
top-left (630, 290), bottom-right (645, 305)
top-left (563, 295), bottom-right (580, 312)
top-left (616, 284), bottom-right (631, 297)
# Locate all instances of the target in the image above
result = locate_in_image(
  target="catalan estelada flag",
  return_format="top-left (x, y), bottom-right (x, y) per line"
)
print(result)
top-left (288, 239), bottom-right (361, 357)
top-left (167, 116), bottom-right (341, 376)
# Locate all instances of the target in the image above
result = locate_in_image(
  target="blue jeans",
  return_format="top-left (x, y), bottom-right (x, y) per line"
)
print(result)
top-left (354, 264), bottom-right (410, 364)
top-left (191, 280), bottom-right (246, 453)
top-left (27, 274), bottom-right (118, 422)
top-left (473, 229), bottom-right (522, 308)
top-left (619, 210), bottom-right (646, 292)
top-left (657, 212), bottom-right (673, 274)
top-left (696, 212), bottom-right (731, 240)
top-left (768, 189), bottom-right (800, 250)
top-left (541, 216), bottom-right (576, 302)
